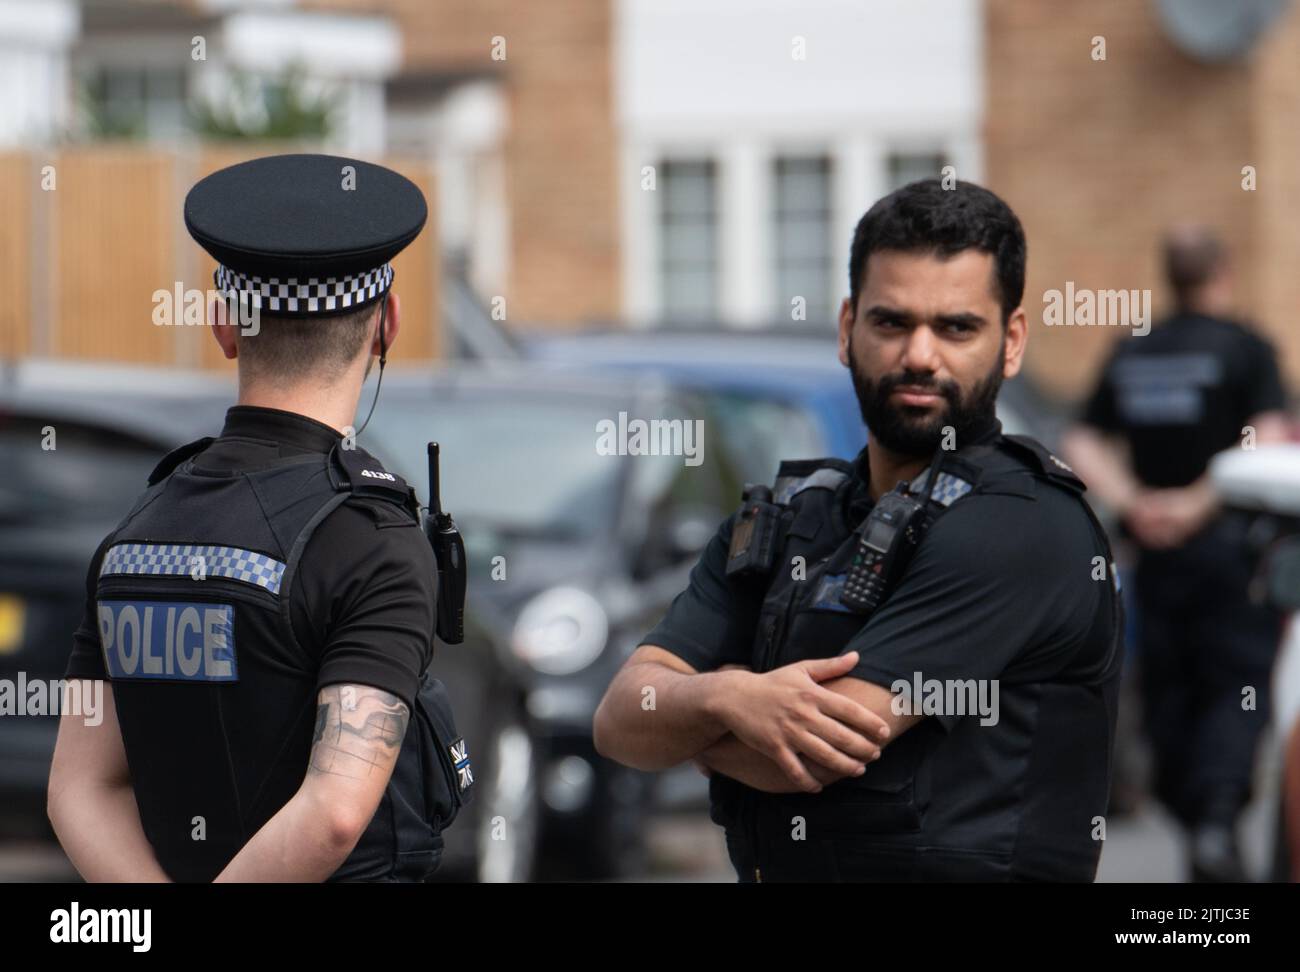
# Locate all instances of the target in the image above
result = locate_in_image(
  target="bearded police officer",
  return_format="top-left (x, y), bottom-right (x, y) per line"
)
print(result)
top-left (595, 179), bottom-right (1123, 881)
top-left (48, 154), bottom-right (471, 882)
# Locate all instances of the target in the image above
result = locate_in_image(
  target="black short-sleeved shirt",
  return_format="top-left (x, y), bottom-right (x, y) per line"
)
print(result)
top-left (64, 405), bottom-right (435, 710)
top-left (1081, 313), bottom-right (1287, 489)
top-left (643, 421), bottom-right (1121, 879)
top-left (644, 424), bottom-right (1112, 690)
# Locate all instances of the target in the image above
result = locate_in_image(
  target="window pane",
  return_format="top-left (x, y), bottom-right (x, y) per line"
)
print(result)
top-left (887, 152), bottom-right (946, 191)
top-left (780, 215), bottom-right (832, 258)
top-left (773, 156), bottom-right (831, 325)
top-left (659, 160), bottom-right (718, 321)
top-left (663, 162), bottom-right (715, 213)
top-left (662, 221), bottom-right (716, 265)
top-left (663, 268), bottom-right (716, 318)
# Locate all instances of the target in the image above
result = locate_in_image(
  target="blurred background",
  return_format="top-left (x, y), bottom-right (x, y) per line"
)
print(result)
top-left (1, 0), bottom-right (1298, 882)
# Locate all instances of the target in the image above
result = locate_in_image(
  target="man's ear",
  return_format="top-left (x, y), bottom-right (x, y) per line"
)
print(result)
top-left (210, 298), bottom-right (238, 360)
top-left (837, 297), bottom-right (853, 368)
top-left (369, 292), bottom-right (401, 358)
top-left (1002, 305), bottom-right (1028, 379)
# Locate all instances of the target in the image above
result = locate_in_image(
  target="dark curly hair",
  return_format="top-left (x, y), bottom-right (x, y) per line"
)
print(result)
top-left (847, 179), bottom-right (1026, 324)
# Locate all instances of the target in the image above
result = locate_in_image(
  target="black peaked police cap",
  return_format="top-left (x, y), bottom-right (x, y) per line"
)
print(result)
top-left (184, 153), bottom-right (427, 318)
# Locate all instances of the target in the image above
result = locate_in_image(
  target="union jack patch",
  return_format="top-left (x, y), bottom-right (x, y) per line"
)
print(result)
top-left (448, 737), bottom-right (473, 792)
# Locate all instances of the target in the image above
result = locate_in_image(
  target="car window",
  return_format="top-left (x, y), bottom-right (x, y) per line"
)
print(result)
top-left (701, 390), bottom-right (826, 483)
top-left (361, 393), bottom-right (624, 540)
top-left (620, 394), bottom-right (750, 574)
top-left (0, 414), bottom-right (161, 524)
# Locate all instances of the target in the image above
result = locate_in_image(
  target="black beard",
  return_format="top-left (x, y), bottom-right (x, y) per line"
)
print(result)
top-left (848, 333), bottom-right (1005, 457)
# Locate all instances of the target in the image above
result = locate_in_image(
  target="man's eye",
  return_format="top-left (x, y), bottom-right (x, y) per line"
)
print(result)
top-left (944, 322), bottom-right (974, 334)
top-left (875, 318), bottom-right (904, 329)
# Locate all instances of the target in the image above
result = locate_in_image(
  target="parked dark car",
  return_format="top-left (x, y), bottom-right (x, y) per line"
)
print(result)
top-left (0, 365), bottom-right (227, 837)
top-left (360, 366), bottom-right (743, 879)
top-left (0, 365), bottom-right (507, 881)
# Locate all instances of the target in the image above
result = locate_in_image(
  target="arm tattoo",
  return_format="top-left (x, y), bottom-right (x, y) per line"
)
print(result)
top-left (308, 685), bottom-right (409, 780)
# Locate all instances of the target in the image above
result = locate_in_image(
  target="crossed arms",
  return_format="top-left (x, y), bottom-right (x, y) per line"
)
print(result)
top-left (593, 645), bottom-right (918, 793)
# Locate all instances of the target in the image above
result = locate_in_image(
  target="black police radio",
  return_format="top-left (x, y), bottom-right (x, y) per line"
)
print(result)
top-left (726, 446), bottom-right (947, 617)
top-left (839, 447), bottom-right (945, 613)
top-left (425, 442), bottom-right (466, 644)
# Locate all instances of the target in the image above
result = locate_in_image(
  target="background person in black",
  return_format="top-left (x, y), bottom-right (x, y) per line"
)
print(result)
top-left (47, 155), bottom-right (448, 882)
top-left (595, 180), bottom-right (1123, 881)
top-left (1064, 226), bottom-right (1291, 881)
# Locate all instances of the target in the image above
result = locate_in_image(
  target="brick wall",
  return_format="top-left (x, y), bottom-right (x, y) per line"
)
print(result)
top-left (985, 0), bottom-right (1300, 402)
top-left (311, 0), bottom-right (620, 329)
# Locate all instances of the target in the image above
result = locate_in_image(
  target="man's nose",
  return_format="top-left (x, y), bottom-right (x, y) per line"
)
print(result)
top-left (899, 325), bottom-right (941, 375)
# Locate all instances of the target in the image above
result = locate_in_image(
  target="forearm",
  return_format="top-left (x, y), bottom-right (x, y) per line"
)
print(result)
top-left (50, 782), bottom-right (171, 883)
top-left (217, 683), bottom-right (406, 882)
top-left (214, 789), bottom-right (357, 883)
top-left (697, 733), bottom-right (843, 793)
top-left (1061, 426), bottom-right (1141, 514)
top-left (594, 661), bottom-right (740, 772)
top-left (1182, 472), bottom-right (1220, 517)
top-left (696, 670), bottom-right (912, 794)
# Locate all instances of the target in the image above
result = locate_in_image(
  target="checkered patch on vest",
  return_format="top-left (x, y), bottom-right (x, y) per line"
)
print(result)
top-left (908, 470), bottom-right (974, 507)
top-left (100, 543), bottom-right (286, 596)
top-left (448, 737), bottom-right (473, 792)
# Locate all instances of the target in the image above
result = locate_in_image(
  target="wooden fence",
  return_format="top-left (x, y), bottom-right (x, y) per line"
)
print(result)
top-left (0, 145), bottom-right (441, 369)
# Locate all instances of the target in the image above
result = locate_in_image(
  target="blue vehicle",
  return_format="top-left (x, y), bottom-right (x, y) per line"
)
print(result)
top-left (526, 327), bottom-right (1051, 465)
top-left (526, 329), bottom-right (869, 465)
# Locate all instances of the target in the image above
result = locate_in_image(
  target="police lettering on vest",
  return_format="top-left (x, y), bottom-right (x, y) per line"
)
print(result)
top-left (97, 600), bottom-right (236, 681)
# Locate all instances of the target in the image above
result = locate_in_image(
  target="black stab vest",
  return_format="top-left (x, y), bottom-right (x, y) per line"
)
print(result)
top-left (712, 434), bottom-right (1123, 881)
top-left (92, 437), bottom-right (470, 882)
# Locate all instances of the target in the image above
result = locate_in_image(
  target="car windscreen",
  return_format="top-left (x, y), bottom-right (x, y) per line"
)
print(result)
top-left (362, 393), bottom-right (624, 540)
top-left (703, 390), bottom-right (827, 483)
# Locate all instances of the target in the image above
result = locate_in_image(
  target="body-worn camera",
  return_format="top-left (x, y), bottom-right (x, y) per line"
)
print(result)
top-left (425, 442), bottom-right (466, 644)
top-left (725, 484), bottom-right (783, 577)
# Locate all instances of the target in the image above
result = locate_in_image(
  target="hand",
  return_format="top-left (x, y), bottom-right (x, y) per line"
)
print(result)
top-left (715, 652), bottom-right (890, 792)
top-left (1125, 483), bottom-right (1218, 549)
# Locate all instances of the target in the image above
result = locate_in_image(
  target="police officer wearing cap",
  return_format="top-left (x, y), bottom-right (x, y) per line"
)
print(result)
top-left (48, 153), bottom-right (471, 883)
top-left (595, 179), bottom-right (1123, 881)
top-left (1064, 227), bottom-right (1290, 881)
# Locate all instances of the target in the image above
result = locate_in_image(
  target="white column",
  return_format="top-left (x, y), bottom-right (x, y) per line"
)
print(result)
top-left (719, 139), bottom-right (769, 328)
top-left (333, 79), bottom-right (385, 156)
top-left (833, 134), bottom-right (887, 307)
top-left (621, 139), bottom-right (659, 327)
top-left (947, 131), bottom-right (983, 185)
top-left (470, 150), bottom-right (509, 301)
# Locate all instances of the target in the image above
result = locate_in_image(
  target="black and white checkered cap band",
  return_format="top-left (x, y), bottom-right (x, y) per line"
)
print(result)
top-left (214, 263), bottom-right (394, 316)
